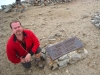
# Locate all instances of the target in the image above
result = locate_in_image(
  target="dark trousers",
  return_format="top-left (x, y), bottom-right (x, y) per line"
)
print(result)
top-left (21, 62), bottom-right (31, 69)
top-left (21, 47), bottom-right (41, 69)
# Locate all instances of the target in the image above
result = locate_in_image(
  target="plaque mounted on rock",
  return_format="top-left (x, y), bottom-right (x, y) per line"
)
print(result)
top-left (46, 37), bottom-right (84, 60)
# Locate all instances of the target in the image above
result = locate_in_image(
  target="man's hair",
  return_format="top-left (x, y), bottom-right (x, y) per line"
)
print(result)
top-left (10, 19), bottom-right (22, 29)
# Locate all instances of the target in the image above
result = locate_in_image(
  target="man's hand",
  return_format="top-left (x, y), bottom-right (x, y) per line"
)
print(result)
top-left (25, 53), bottom-right (31, 62)
top-left (20, 57), bottom-right (26, 63)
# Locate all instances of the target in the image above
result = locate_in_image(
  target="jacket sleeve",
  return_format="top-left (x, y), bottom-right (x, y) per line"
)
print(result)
top-left (30, 31), bottom-right (40, 54)
top-left (6, 42), bottom-right (21, 64)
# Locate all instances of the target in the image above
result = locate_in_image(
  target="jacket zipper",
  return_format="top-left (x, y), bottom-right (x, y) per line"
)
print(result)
top-left (17, 41), bottom-right (28, 53)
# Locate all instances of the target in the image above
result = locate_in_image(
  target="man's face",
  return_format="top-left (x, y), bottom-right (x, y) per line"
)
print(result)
top-left (11, 22), bottom-right (23, 36)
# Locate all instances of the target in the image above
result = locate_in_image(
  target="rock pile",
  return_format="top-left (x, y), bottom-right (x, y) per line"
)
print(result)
top-left (41, 45), bottom-right (88, 70)
top-left (28, 0), bottom-right (72, 6)
top-left (1, 5), bottom-right (13, 13)
top-left (91, 12), bottom-right (100, 28)
top-left (1, 0), bottom-right (72, 13)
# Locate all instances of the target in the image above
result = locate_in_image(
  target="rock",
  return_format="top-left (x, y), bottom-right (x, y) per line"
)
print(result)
top-left (94, 16), bottom-right (100, 20)
top-left (11, 3), bottom-right (16, 8)
top-left (18, 15), bottom-right (26, 19)
top-left (46, 50), bottom-right (58, 70)
top-left (51, 62), bottom-right (59, 70)
top-left (59, 29), bottom-right (65, 32)
top-left (91, 20), bottom-right (95, 24)
top-left (95, 23), bottom-right (100, 28)
top-left (48, 38), bottom-right (56, 41)
top-left (46, 36), bottom-right (88, 70)
top-left (22, 0), bottom-right (30, 3)
top-left (46, 56), bottom-right (54, 68)
top-left (44, 1), bottom-right (48, 6)
top-left (41, 48), bottom-right (46, 60)
top-left (57, 58), bottom-right (69, 67)
top-left (46, 48), bottom-right (88, 70)
top-left (84, 48), bottom-right (88, 55)
top-left (77, 48), bottom-right (84, 53)
top-left (68, 49), bottom-right (88, 64)
top-left (58, 54), bottom-right (69, 61)
top-left (68, 0), bottom-right (71, 2)
top-left (1, 5), bottom-right (7, 10)
top-left (95, 20), bottom-right (100, 24)
top-left (46, 45), bottom-right (88, 70)
top-left (34, 0), bottom-right (39, 6)
top-left (48, 36), bottom-right (56, 44)
top-left (66, 0), bottom-right (72, 2)
top-left (68, 51), bottom-right (81, 64)
top-left (82, 15), bottom-right (89, 19)
top-left (4, 5), bottom-right (12, 13)
top-left (94, 13), bottom-right (100, 16)
top-left (91, 12), bottom-right (100, 28)
top-left (54, 33), bottom-right (62, 37)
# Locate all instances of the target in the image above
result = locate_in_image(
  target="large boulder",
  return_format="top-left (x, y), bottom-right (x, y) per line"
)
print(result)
top-left (1, 5), bottom-right (13, 13)
top-left (4, 5), bottom-right (12, 13)
top-left (1, 5), bottom-right (7, 10)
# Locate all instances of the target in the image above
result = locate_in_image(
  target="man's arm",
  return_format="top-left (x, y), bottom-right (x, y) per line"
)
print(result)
top-left (29, 30), bottom-right (40, 54)
top-left (6, 43), bottom-right (21, 64)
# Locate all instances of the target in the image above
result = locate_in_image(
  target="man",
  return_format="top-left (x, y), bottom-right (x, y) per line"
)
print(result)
top-left (15, 0), bottom-right (25, 12)
top-left (6, 20), bottom-right (44, 69)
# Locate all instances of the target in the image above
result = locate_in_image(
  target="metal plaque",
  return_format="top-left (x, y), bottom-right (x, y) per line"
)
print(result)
top-left (46, 37), bottom-right (84, 60)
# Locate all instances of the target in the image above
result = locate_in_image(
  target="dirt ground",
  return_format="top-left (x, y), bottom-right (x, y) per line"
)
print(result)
top-left (0, 0), bottom-right (100, 75)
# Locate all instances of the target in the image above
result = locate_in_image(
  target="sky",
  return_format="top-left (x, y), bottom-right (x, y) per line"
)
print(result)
top-left (0, 0), bottom-right (24, 9)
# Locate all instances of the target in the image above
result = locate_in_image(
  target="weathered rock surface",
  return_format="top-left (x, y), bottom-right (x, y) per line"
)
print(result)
top-left (91, 12), bottom-right (100, 28)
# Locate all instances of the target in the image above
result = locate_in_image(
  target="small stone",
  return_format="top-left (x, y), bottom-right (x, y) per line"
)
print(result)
top-left (54, 33), bottom-right (62, 37)
top-left (66, 70), bottom-right (69, 73)
top-left (59, 29), bottom-right (65, 32)
top-left (66, 8), bottom-right (69, 10)
top-left (48, 38), bottom-right (56, 41)
top-left (77, 49), bottom-right (84, 53)
top-left (48, 36), bottom-right (56, 44)
top-left (84, 48), bottom-right (88, 55)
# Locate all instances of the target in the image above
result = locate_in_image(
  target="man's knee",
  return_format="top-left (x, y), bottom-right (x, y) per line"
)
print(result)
top-left (35, 47), bottom-right (42, 54)
top-left (35, 52), bottom-right (41, 58)
top-left (35, 47), bottom-right (41, 57)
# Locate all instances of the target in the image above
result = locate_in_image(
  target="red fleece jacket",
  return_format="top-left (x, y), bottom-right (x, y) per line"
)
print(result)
top-left (6, 29), bottom-right (40, 64)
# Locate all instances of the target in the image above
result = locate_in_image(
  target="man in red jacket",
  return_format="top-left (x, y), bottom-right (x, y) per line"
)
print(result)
top-left (6, 20), bottom-right (44, 69)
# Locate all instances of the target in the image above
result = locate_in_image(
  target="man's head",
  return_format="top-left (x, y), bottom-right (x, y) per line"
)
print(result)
top-left (10, 20), bottom-right (23, 36)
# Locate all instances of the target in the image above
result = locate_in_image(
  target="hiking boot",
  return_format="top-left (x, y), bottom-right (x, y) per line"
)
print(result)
top-left (34, 58), bottom-right (44, 69)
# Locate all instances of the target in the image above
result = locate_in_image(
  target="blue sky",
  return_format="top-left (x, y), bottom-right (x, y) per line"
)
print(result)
top-left (0, 0), bottom-right (24, 9)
